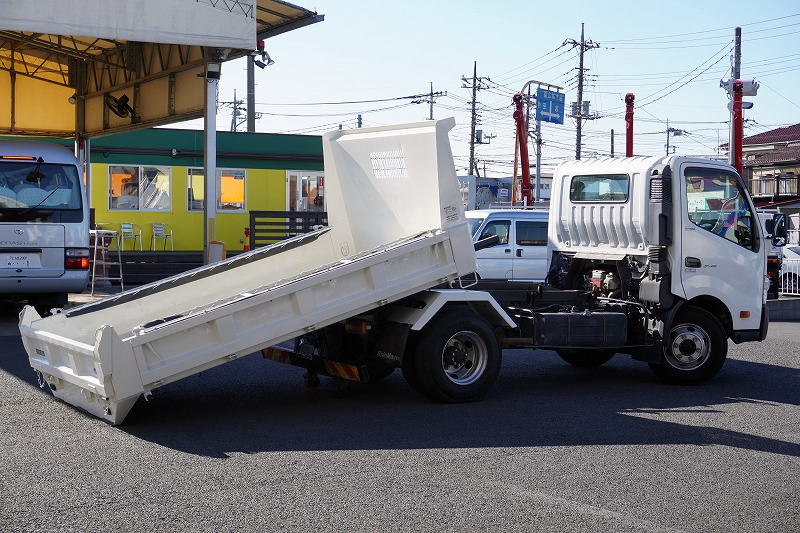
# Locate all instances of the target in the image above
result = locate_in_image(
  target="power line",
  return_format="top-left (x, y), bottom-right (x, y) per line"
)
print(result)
top-left (598, 12), bottom-right (800, 43)
top-left (254, 92), bottom-right (446, 106)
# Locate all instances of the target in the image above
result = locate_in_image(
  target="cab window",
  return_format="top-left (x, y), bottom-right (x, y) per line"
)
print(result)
top-left (685, 167), bottom-right (757, 251)
top-left (516, 221), bottom-right (547, 246)
top-left (570, 174), bottom-right (629, 202)
top-left (479, 220), bottom-right (510, 245)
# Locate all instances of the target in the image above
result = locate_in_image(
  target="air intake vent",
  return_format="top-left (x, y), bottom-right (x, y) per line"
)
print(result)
top-left (650, 177), bottom-right (667, 202)
top-left (648, 245), bottom-right (667, 263)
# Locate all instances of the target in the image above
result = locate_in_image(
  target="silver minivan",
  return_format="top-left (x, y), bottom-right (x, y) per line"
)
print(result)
top-left (0, 141), bottom-right (90, 312)
top-left (466, 208), bottom-right (549, 281)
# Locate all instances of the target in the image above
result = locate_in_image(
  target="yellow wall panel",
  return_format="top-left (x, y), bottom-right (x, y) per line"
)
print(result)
top-left (12, 77), bottom-right (75, 133)
top-left (138, 77), bottom-right (169, 122)
top-left (0, 71), bottom-right (10, 129)
top-left (91, 164), bottom-right (286, 251)
top-left (173, 67), bottom-right (205, 114)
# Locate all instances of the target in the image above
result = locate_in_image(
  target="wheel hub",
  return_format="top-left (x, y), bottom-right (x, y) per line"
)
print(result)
top-left (666, 324), bottom-right (711, 371)
top-left (441, 331), bottom-right (488, 386)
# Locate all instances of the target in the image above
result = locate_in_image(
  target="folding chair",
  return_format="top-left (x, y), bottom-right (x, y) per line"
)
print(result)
top-left (117, 222), bottom-right (142, 251)
top-left (150, 222), bottom-right (175, 251)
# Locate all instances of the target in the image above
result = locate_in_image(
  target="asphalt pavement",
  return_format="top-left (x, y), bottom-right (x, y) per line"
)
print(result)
top-left (0, 303), bottom-right (798, 532)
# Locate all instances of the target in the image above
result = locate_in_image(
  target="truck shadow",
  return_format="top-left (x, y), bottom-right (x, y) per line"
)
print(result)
top-left (117, 349), bottom-right (800, 459)
top-left (2, 323), bottom-right (798, 459)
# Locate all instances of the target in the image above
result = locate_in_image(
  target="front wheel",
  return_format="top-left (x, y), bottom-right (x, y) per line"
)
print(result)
top-left (649, 306), bottom-right (727, 384)
top-left (556, 349), bottom-right (616, 367)
top-left (409, 312), bottom-right (501, 402)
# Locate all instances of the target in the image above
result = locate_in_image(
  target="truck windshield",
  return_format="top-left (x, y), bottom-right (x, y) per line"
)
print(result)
top-left (467, 218), bottom-right (485, 237)
top-left (0, 162), bottom-right (82, 221)
top-left (685, 167), bottom-right (756, 251)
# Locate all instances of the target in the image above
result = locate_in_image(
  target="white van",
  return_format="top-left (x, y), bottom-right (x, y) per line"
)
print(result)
top-left (0, 141), bottom-right (89, 312)
top-left (466, 208), bottom-right (549, 281)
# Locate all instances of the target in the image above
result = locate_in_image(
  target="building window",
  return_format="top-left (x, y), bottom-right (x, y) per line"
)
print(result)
top-left (187, 168), bottom-right (246, 212)
top-left (109, 165), bottom-right (171, 211)
top-left (218, 169), bottom-right (246, 211)
top-left (287, 171), bottom-right (325, 212)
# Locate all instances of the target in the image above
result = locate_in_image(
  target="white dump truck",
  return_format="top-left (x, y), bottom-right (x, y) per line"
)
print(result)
top-left (18, 119), bottom-right (785, 424)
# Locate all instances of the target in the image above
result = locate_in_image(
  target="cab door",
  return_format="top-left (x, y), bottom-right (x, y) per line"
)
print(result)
top-left (512, 219), bottom-right (548, 281)
top-left (474, 218), bottom-right (512, 279)
top-left (679, 164), bottom-right (764, 330)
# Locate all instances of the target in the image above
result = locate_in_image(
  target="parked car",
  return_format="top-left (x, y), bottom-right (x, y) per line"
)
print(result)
top-left (779, 245), bottom-right (800, 294)
top-left (466, 208), bottom-right (549, 281)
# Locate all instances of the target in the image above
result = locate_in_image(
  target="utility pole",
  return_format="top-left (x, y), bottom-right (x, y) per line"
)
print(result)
top-left (565, 23), bottom-right (599, 160)
top-left (730, 26), bottom-right (742, 166)
top-left (610, 129), bottom-right (615, 156)
top-left (462, 61), bottom-right (490, 175)
top-left (666, 119), bottom-right (670, 156)
top-left (230, 89), bottom-right (240, 132)
top-left (429, 82), bottom-right (434, 120)
top-left (666, 119), bottom-right (684, 155)
top-left (246, 56), bottom-right (255, 132)
top-left (221, 90), bottom-right (257, 132)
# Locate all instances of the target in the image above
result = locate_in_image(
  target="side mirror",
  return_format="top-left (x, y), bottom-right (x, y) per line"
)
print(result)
top-left (771, 213), bottom-right (787, 247)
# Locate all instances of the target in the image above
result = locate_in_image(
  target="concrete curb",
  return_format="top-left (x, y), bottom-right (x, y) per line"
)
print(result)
top-left (767, 298), bottom-right (800, 321)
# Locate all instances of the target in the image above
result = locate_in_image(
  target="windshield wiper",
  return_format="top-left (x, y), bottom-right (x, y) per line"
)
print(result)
top-left (17, 185), bottom-right (63, 214)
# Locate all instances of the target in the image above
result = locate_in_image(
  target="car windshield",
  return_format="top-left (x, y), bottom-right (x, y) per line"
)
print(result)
top-left (466, 217), bottom-right (485, 238)
top-left (0, 162), bottom-right (82, 210)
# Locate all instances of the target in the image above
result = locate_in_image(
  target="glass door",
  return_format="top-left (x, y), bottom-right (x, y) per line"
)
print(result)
top-left (287, 171), bottom-right (325, 212)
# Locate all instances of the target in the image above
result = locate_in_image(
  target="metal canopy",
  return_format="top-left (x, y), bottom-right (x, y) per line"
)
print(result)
top-left (0, 0), bottom-right (322, 138)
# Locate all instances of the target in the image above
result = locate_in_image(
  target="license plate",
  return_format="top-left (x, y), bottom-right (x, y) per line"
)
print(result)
top-left (1, 253), bottom-right (41, 269)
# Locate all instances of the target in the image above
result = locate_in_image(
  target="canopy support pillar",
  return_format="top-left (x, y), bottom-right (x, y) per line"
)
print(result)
top-left (203, 61), bottom-right (221, 263)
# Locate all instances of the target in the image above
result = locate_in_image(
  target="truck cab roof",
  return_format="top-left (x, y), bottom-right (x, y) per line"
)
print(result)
top-left (465, 208), bottom-right (549, 220)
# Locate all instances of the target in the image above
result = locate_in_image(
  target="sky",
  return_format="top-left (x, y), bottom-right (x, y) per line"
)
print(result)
top-left (182, 0), bottom-right (800, 177)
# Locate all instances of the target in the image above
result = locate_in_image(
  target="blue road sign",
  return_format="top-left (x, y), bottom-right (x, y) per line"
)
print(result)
top-left (535, 88), bottom-right (565, 125)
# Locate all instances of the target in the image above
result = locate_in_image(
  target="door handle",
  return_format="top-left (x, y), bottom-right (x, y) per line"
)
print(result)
top-left (685, 257), bottom-right (701, 268)
top-left (505, 248), bottom-right (511, 253)
top-left (516, 249), bottom-right (522, 257)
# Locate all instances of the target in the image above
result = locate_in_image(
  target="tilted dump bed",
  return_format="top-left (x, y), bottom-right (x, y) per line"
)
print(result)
top-left (19, 118), bottom-right (476, 424)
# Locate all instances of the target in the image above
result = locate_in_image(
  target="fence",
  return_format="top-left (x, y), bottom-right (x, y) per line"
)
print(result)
top-left (249, 210), bottom-right (328, 250)
top-left (780, 258), bottom-right (800, 296)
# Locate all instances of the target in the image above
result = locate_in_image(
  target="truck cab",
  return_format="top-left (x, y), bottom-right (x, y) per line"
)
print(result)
top-left (547, 155), bottom-right (784, 381)
top-left (0, 141), bottom-right (90, 312)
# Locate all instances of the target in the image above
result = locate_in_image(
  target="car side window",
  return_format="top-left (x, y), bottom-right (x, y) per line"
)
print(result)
top-left (516, 221), bottom-right (547, 246)
top-left (479, 220), bottom-right (510, 246)
top-left (685, 167), bottom-right (757, 251)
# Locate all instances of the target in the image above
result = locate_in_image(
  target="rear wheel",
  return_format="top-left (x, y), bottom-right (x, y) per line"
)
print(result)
top-left (410, 312), bottom-right (501, 402)
top-left (556, 349), bottom-right (616, 367)
top-left (649, 306), bottom-right (727, 384)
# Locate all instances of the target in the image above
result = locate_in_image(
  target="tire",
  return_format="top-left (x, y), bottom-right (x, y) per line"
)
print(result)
top-left (411, 312), bottom-right (501, 402)
top-left (556, 349), bottom-right (616, 367)
top-left (649, 306), bottom-right (727, 384)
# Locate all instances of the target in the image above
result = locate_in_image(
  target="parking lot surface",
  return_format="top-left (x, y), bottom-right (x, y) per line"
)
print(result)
top-left (1, 306), bottom-right (798, 532)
